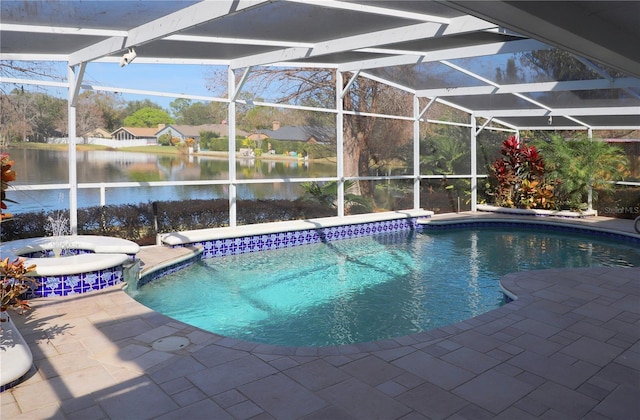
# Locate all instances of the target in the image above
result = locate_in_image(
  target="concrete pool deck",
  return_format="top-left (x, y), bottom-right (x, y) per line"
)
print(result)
top-left (1, 213), bottom-right (638, 419)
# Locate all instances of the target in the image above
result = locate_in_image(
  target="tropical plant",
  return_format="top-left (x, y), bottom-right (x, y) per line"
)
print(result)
top-left (421, 134), bottom-right (469, 176)
top-left (421, 134), bottom-right (471, 208)
top-left (532, 134), bottom-right (629, 210)
top-left (300, 180), bottom-right (373, 214)
top-left (1, 257), bottom-right (38, 314)
top-left (1, 153), bottom-right (17, 220)
top-left (1, 153), bottom-right (38, 316)
top-left (487, 135), bottom-right (555, 209)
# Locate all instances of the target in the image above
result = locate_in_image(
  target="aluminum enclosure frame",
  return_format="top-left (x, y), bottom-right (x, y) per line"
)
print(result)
top-left (1, 1), bottom-right (638, 232)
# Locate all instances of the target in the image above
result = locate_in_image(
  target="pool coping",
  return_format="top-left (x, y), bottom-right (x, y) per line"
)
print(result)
top-left (0, 235), bottom-right (140, 277)
top-left (476, 204), bottom-right (599, 218)
top-left (419, 214), bottom-right (640, 243)
top-left (160, 209), bottom-right (434, 245)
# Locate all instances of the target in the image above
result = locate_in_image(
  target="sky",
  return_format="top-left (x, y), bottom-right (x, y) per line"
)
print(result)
top-left (83, 62), bottom-right (222, 109)
top-left (7, 53), bottom-right (525, 114)
top-left (11, 61), bottom-right (223, 111)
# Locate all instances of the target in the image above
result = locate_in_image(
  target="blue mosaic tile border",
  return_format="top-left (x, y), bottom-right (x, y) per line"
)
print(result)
top-left (172, 218), bottom-right (422, 259)
top-left (138, 255), bottom-right (201, 289)
top-left (30, 265), bottom-right (124, 298)
top-left (21, 249), bottom-right (94, 258)
top-left (421, 220), bottom-right (640, 244)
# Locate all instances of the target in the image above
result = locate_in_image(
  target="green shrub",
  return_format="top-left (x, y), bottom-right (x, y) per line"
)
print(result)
top-left (1, 199), bottom-right (335, 245)
top-left (532, 135), bottom-right (629, 210)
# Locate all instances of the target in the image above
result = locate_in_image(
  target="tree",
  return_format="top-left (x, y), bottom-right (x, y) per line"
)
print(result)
top-left (76, 92), bottom-right (106, 143)
top-left (495, 57), bottom-right (523, 84)
top-left (31, 93), bottom-right (66, 141)
top-left (214, 67), bottom-right (413, 197)
top-left (169, 98), bottom-right (192, 120)
top-left (90, 91), bottom-right (125, 131)
top-left (532, 134), bottom-right (629, 210)
top-left (208, 101), bottom-right (229, 125)
top-left (240, 106), bottom-right (279, 130)
top-left (358, 85), bottom-right (414, 177)
top-left (0, 88), bottom-right (35, 143)
top-left (520, 49), bottom-right (625, 100)
top-left (421, 133), bottom-right (469, 176)
top-left (0, 61), bottom-right (58, 95)
top-left (124, 107), bottom-right (174, 128)
top-left (521, 50), bottom-right (597, 82)
top-left (179, 102), bottom-right (212, 125)
top-left (0, 89), bottom-right (66, 143)
top-left (170, 98), bottom-right (233, 125)
top-left (124, 99), bottom-right (162, 116)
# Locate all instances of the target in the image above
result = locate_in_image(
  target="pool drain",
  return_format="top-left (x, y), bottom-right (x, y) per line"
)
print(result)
top-left (152, 336), bottom-right (190, 351)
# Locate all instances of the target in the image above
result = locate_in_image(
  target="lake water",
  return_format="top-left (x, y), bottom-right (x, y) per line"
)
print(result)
top-left (6, 147), bottom-right (337, 214)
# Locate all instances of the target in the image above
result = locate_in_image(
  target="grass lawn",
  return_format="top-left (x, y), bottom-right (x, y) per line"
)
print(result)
top-left (6, 142), bottom-right (182, 155)
top-left (5, 142), bottom-right (330, 161)
top-left (7, 142), bottom-right (111, 152)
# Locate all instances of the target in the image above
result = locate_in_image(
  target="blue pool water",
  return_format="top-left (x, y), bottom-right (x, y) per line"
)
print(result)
top-left (133, 228), bottom-right (640, 347)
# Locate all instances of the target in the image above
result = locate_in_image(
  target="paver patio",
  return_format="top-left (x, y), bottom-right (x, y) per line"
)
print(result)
top-left (1, 214), bottom-right (638, 419)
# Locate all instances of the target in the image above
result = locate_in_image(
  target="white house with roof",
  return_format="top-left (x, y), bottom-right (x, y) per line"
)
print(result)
top-left (110, 127), bottom-right (159, 142)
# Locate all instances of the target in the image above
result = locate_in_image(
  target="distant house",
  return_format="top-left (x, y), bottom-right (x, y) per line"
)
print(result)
top-left (156, 124), bottom-right (249, 142)
top-left (82, 128), bottom-right (112, 139)
top-left (111, 127), bottom-right (159, 141)
top-left (247, 121), bottom-right (333, 144)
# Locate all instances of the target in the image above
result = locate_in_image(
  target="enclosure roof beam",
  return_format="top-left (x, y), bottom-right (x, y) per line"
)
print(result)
top-left (1, 23), bottom-right (127, 37)
top-left (339, 38), bottom-right (548, 72)
top-left (80, 85), bottom-right (229, 103)
top-left (0, 77), bottom-right (68, 88)
top-left (284, 0), bottom-right (452, 24)
top-left (415, 78), bottom-right (640, 97)
top-left (444, 0), bottom-right (640, 77)
top-left (231, 67), bottom-right (253, 102)
top-left (340, 70), bottom-right (361, 99)
top-left (574, 57), bottom-right (640, 101)
top-left (475, 107), bottom-right (640, 118)
top-left (69, 62), bottom-right (86, 108)
top-left (440, 59), bottom-right (591, 128)
top-left (418, 97), bottom-right (438, 120)
top-left (491, 118), bottom-right (519, 131)
top-left (231, 21), bottom-right (445, 69)
top-left (69, 0), bottom-right (270, 66)
top-left (164, 34), bottom-right (313, 49)
top-left (475, 117), bottom-right (494, 136)
top-left (1, 54), bottom-right (68, 62)
top-left (359, 71), bottom-right (416, 95)
top-left (69, 37), bottom-right (127, 68)
top-left (231, 15), bottom-right (495, 69)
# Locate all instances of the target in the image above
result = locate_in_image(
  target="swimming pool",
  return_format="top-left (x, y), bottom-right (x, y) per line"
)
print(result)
top-left (132, 227), bottom-right (640, 347)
